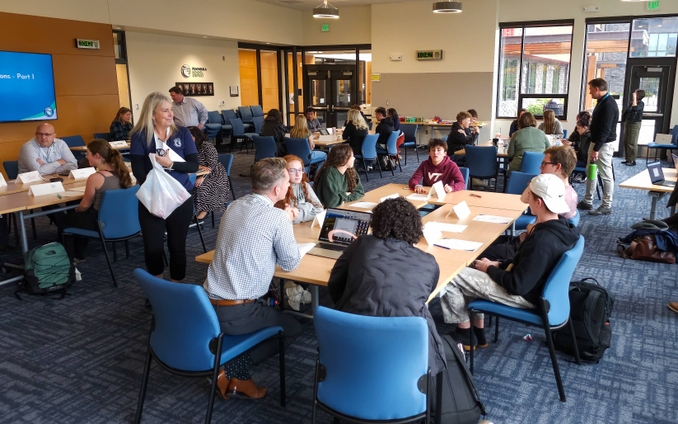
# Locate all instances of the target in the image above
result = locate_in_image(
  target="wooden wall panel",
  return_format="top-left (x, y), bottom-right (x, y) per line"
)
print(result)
top-left (0, 12), bottom-right (119, 177)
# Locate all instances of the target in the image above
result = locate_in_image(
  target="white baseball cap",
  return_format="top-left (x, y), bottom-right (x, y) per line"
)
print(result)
top-left (528, 174), bottom-right (569, 214)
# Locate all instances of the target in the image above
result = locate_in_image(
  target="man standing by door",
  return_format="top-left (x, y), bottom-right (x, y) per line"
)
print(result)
top-left (577, 78), bottom-right (619, 216)
top-left (169, 86), bottom-right (208, 129)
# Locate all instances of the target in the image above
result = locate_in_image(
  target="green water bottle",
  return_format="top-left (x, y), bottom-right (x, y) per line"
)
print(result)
top-left (587, 163), bottom-right (597, 181)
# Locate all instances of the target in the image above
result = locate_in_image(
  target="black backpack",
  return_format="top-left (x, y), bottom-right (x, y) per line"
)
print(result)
top-left (432, 335), bottom-right (486, 424)
top-left (552, 278), bottom-right (614, 363)
top-left (15, 242), bottom-right (74, 299)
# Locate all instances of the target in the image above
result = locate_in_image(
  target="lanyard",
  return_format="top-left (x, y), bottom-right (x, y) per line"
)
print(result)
top-left (153, 127), bottom-right (171, 151)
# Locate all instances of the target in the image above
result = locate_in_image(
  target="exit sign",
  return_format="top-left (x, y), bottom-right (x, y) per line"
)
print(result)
top-left (647, 1), bottom-right (660, 11)
top-left (416, 50), bottom-right (443, 61)
top-left (75, 39), bottom-right (100, 49)
top-left (321, 24), bottom-right (330, 32)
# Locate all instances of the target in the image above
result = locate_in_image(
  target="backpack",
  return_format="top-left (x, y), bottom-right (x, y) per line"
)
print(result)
top-left (432, 335), bottom-right (486, 424)
top-left (552, 278), bottom-right (614, 363)
top-left (16, 242), bottom-right (74, 299)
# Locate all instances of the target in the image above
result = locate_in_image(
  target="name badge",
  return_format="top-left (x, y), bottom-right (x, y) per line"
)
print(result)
top-left (18, 171), bottom-right (42, 184)
top-left (422, 222), bottom-right (442, 245)
top-left (69, 167), bottom-right (96, 180)
top-left (311, 209), bottom-right (327, 229)
top-left (432, 180), bottom-right (446, 201)
top-left (28, 182), bottom-right (65, 197)
top-left (109, 140), bottom-right (128, 148)
top-left (446, 200), bottom-right (471, 220)
top-left (0, 172), bottom-right (6, 188)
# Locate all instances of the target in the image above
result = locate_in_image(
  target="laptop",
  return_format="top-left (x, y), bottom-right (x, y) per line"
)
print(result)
top-left (654, 133), bottom-right (674, 145)
top-left (647, 161), bottom-right (675, 187)
top-left (319, 128), bottom-right (330, 136)
top-left (307, 208), bottom-right (372, 259)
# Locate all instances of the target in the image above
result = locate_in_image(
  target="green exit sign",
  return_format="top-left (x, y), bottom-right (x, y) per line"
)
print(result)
top-left (416, 50), bottom-right (443, 61)
top-left (321, 24), bottom-right (330, 32)
top-left (647, 1), bottom-right (660, 11)
top-left (75, 39), bottom-right (100, 49)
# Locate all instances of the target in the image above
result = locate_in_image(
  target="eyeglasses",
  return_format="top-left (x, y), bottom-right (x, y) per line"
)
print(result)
top-left (540, 161), bottom-right (556, 167)
top-left (36, 133), bottom-right (55, 137)
top-left (156, 148), bottom-right (167, 157)
top-left (288, 168), bottom-right (304, 174)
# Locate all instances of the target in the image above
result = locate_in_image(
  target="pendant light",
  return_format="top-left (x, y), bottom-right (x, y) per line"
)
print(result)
top-left (433, 0), bottom-right (463, 13)
top-left (313, 1), bottom-right (339, 19)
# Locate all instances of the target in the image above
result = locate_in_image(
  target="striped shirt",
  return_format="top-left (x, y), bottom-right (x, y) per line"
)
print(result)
top-left (203, 194), bottom-right (300, 300)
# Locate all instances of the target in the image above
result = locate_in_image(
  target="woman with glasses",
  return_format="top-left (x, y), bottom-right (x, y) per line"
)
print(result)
top-left (129, 92), bottom-right (199, 282)
top-left (275, 154), bottom-right (324, 224)
top-left (314, 144), bottom-right (364, 209)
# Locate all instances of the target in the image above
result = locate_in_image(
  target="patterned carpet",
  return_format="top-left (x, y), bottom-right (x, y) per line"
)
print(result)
top-left (0, 146), bottom-right (677, 424)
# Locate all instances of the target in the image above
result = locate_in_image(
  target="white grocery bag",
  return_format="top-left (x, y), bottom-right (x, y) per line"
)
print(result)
top-left (136, 154), bottom-right (191, 219)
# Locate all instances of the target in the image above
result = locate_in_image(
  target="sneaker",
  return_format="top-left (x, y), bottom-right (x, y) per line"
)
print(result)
top-left (668, 302), bottom-right (678, 314)
top-left (452, 327), bottom-right (477, 351)
top-left (589, 206), bottom-right (611, 216)
top-left (625, 161), bottom-right (637, 166)
top-left (577, 200), bottom-right (593, 211)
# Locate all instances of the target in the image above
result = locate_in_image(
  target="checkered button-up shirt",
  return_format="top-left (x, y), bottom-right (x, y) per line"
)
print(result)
top-left (203, 194), bottom-right (301, 300)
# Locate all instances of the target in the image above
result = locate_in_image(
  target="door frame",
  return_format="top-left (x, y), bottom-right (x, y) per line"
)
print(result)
top-left (305, 64), bottom-right (356, 128)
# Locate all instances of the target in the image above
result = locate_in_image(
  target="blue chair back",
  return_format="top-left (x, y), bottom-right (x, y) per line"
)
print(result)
top-left (238, 106), bottom-right (253, 123)
top-left (459, 166), bottom-right (470, 190)
top-left (221, 109), bottom-right (238, 122)
top-left (98, 186), bottom-right (141, 239)
top-left (252, 116), bottom-right (265, 134)
top-left (360, 134), bottom-right (379, 160)
top-left (207, 110), bottom-right (223, 125)
top-left (3, 160), bottom-right (18, 179)
top-left (505, 171), bottom-right (538, 195)
top-left (543, 235), bottom-right (585, 326)
top-left (218, 153), bottom-right (234, 176)
top-left (386, 131), bottom-right (399, 155)
top-left (313, 306), bottom-right (429, 420)
top-left (134, 269), bottom-right (221, 372)
top-left (562, 129), bottom-right (568, 139)
top-left (401, 124), bottom-right (418, 143)
top-left (229, 118), bottom-right (246, 136)
top-left (520, 151), bottom-right (545, 174)
top-left (465, 145), bottom-right (497, 179)
top-left (253, 136), bottom-right (278, 162)
top-left (251, 105), bottom-right (264, 117)
top-left (62, 135), bottom-right (86, 148)
top-left (568, 209), bottom-right (580, 227)
top-left (94, 133), bottom-right (111, 141)
top-left (670, 125), bottom-right (678, 145)
top-left (285, 137), bottom-right (312, 166)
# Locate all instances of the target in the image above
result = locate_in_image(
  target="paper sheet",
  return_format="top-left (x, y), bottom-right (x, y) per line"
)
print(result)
top-left (379, 193), bottom-right (399, 202)
top-left (298, 242), bottom-right (316, 258)
top-left (429, 222), bottom-right (467, 233)
top-left (406, 193), bottom-right (431, 201)
top-left (349, 201), bottom-right (378, 210)
top-left (473, 214), bottom-right (512, 224)
top-left (434, 238), bottom-right (483, 252)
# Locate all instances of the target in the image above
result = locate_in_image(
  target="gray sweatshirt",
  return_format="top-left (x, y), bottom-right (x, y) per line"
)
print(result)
top-left (293, 182), bottom-right (324, 224)
top-left (18, 138), bottom-right (78, 175)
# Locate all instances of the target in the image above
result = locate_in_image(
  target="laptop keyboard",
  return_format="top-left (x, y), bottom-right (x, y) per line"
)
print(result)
top-left (319, 243), bottom-right (346, 252)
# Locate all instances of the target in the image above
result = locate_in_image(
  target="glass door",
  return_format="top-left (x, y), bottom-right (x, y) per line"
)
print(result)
top-left (305, 65), bottom-right (356, 128)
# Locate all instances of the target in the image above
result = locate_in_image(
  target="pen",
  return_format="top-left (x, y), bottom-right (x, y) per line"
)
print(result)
top-left (435, 244), bottom-right (451, 250)
top-left (469, 193), bottom-right (482, 198)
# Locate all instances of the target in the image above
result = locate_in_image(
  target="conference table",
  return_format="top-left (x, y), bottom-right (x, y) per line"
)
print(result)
top-left (312, 134), bottom-right (345, 149)
top-left (195, 183), bottom-right (527, 315)
top-left (619, 167), bottom-right (677, 219)
top-left (70, 142), bottom-right (131, 152)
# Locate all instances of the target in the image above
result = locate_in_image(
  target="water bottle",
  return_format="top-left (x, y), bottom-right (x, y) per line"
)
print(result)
top-left (587, 163), bottom-right (597, 181)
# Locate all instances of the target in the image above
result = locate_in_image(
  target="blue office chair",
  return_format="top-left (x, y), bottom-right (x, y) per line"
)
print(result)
top-left (468, 235), bottom-right (585, 402)
top-left (505, 171), bottom-right (538, 232)
top-left (229, 118), bottom-right (258, 154)
top-left (3, 160), bottom-right (18, 179)
top-left (458, 166), bottom-right (470, 190)
top-left (237, 106), bottom-right (255, 131)
top-left (562, 129), bottom-right (568, 139)
top-left (252, 115), bottom-right (265, 134)
top-left (62, 135), bottom-right (87, 161)
top-left (646, 125), bottom-right (678, 164)
top-left (250, 105), bottom-right (264, 118)
top-left (133, 269), bottom-right (286, 424)
top-left (385, 131), bottom-right (402, 175)
top-left (217, 153), bottom-right (236, 201)
top-left (94, 132), bottom-right (111, 141)
top-left (205, 111), bottom-right (223, 141)
top-left (220, 109), bottom-right (236, 148)
top-left (356, 134), bottom-right (382, 182)
top-left (465, 145), bottom-right (498, 191)
top-left (401, 124), bottom-right (420, 165)
top-left (568, 209), bottom-right (580, 227)
top-left (285, 137), bottom-right (325, 175)
top-left (520, 151), bottom-right (545, 175)
top-left (252, 136), bottom-right (278, 162)
top-left (312, 307), bottom-right (431, 424)
top-left (61, 186), bottom-right (141, 287)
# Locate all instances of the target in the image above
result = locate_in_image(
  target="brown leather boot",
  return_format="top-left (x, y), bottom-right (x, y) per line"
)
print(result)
top-left (216, 370), bottom-right (230, 400)
top-left (227, 378), bottom-right (267, 399)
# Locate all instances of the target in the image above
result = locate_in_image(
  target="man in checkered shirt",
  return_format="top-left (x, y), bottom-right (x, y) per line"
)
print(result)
top-left (203, 157), bottom-right (302, 399)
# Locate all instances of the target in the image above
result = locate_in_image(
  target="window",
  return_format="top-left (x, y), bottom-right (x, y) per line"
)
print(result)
top-left (496, 21), bottom-right (574, 120)
top-left (630, 17), bottom-right (678, 58)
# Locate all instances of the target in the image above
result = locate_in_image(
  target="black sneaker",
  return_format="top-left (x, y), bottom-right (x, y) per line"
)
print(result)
top-left (453, 327), bottom-right (477, 351)
top-left (474, 326), bottom-right (489, 349)
top-left (577, 200), bottom-right (593, 211)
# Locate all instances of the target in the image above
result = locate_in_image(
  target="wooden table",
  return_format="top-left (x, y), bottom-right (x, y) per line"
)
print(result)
top-left (70, 142), bottom-right (130, 152)
top-left (430, 190), bottom-right (528, 212)
top-left (619, 167), bottom-right (677, 219)
top-left (0, 174), bottom-right (85, 197)
top-left (340, 183), bottom-right (429, 212)
top-left (313, 135), bottom-right (345, 149)
top-left (454, 139), bottom-right (509, 158)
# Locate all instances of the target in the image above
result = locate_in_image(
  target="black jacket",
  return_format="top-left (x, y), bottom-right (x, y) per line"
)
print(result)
top-left (328, 235), bottom-right (446, 375)
top-left (568, 129), bottom-right (591, 165)
top-left (447, 122), bottom-right (475, 155)
top-left (622, 100), bottom-right (644, 123)
top-left (261, 118), bottom-right (287, 156)
top-left (342, 121), bottom-right (367, 156)
top-left (590, 94), bottom-right (619, 151)
top-left (375, 117), bottom-right (395, 146)
top-left (486, 218), bottom-right (580, 305)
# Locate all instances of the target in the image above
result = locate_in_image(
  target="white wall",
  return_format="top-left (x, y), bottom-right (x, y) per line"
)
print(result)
top-left (125, 32), bottom-right (241, 119)
top-left (302, 5), bottom-right (371, 45)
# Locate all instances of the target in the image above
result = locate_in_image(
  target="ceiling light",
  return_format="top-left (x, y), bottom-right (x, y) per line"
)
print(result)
top-left (433, 0), bottom-right (462, 13)
top-left (313, 1), bottom-right (339, 19)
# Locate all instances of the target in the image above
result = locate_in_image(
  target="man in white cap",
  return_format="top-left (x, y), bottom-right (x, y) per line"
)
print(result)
top-left (440, 173), bottom-right (580, 350)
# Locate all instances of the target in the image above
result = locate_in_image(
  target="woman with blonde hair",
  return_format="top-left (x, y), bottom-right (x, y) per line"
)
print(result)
top-left (538, 109), bottom-right (564, 136)
top-left (275, 154), bottom-right (324, 224)
top-left (314, 144), bottom-right (364, 208)
top-left (343, 109), bottom-right (369, 156)
top-left (130, 92), bottom-right (199, 282)
top-left (290, 114), bottom-right (327, 169)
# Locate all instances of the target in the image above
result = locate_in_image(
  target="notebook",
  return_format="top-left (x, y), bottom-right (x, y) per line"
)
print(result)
top-left (307, 208), bottom-right (372, 259)
top-left (647, 161), bottom-right (675, 187)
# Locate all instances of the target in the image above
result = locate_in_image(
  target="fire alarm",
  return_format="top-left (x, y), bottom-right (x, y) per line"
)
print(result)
top-left (389, 54), bottom-right (402, 61)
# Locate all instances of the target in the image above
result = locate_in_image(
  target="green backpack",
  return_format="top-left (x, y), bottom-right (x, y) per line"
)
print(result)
top-left (17, 242), bottom-right (75, 298)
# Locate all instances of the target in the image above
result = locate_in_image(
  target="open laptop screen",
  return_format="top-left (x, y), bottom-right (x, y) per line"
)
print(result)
top-left (318, 209), bottom-right (372, 245)
top-left (647, 161), bottom-right (665, 184)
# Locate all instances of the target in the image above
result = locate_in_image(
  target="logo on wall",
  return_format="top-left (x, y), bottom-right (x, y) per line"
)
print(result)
top-left (180, 64), bottom-right (208, 79)
top-left (44, 107), bottom-right (54, 117)
top-left (181, 64), bottom-right (191, 78)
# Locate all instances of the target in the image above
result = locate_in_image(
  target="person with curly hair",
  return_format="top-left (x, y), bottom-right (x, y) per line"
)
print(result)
top-left (275, 154), bottom-right (324, 223)
top-left (313, 144), bottom-right (364, 208)
top-left (327, 196), bottom-right (445, 374)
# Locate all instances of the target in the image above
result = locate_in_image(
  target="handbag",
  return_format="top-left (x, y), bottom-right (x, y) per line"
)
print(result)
top-left (136, 154), bottom-right (191, 219)
top-left (621, 235), bottom-right (676, 264)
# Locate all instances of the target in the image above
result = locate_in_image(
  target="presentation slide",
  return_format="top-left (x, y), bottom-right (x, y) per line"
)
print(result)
top-left (0, 51), bottom-right (57, 123)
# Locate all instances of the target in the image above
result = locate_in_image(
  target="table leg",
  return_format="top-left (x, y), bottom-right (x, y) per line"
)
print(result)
top-left (18, 210), bottom-right (28, 254)
top-left (310, 285), bottom-right (319, 312)
top-left (648, 192), bottom-right (666, 220)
